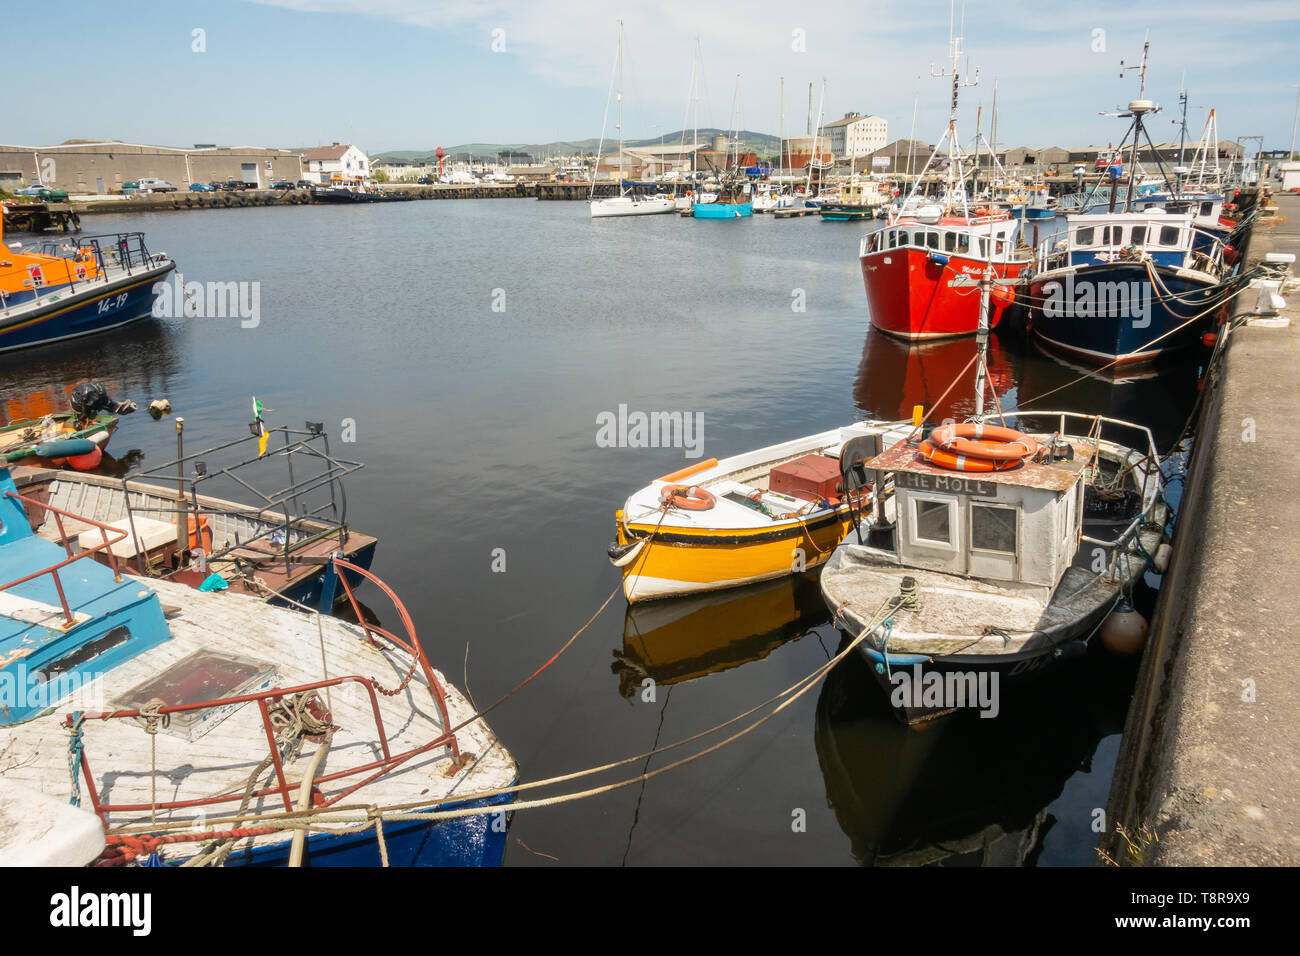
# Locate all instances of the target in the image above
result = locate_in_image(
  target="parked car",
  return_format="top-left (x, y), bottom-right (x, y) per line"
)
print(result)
top-left (35, 188), bottom-right (68, 201)
top-left (137, 178), bottom-right (176, 193)
top-left (189, 182), bottom-right (215, 192)
top-left (223, 180), bottom-right (256, 191)
top-left (269, 180), bottom-right (294, 190)
top-left (296, 180), bottom-right (314, 188)
top-left (416, 176), bottom-right (434, 185)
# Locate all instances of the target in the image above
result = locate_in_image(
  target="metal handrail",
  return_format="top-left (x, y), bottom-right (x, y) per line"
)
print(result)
top-left (0, 490), bottom-right (127, 626)
top-left (63, 556), bottom-right (464, 824)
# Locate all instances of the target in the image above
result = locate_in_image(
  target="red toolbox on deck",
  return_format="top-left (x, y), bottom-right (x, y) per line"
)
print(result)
top-left (769, 454), bottom-right (842, 502)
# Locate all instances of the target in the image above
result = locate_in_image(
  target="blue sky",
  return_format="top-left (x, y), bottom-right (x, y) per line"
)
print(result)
top-left (7, 0), bottom-right (1299, 155)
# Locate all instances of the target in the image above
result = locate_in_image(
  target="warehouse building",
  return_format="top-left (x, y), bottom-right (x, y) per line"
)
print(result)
top-left (0, 141), bottom-right (303, 193)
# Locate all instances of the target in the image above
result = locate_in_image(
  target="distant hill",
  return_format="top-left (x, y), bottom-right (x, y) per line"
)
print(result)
top-left (374, 129), bottom-right (782, 160)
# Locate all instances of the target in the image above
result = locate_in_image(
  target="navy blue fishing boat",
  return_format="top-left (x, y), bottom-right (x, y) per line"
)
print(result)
top-left (1024, 42), bottom-right (1234, 368)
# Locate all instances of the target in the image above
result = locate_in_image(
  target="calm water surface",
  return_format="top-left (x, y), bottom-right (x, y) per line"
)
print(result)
top-left (0, 200), bottom-right (1198, 865)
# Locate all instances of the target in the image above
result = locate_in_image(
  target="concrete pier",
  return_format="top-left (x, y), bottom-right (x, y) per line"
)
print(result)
top-left (1102, 191), bottom-right (1300, 866)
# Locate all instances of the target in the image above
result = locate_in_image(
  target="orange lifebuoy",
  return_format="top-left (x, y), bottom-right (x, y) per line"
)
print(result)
top-left (929, 422), bottom-right (1038, 462)
top-left (659, 484), bottom-right (717, 511)
top-left (917, 440), bottom-right (1023, 472)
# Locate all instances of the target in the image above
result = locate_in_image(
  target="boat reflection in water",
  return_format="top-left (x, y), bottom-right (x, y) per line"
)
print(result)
top-left (853, 326), bottom-right (1018, 424)
top-left (814, 634), bottom-right (1136, 866)
top-left (614, 572), bottom-right (829, 698)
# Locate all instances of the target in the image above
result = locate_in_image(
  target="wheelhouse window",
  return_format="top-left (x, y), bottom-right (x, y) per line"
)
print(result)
top-left (896, 230), bottom-right (909, 247)
top-left (1199, 201), bottom-right (1214, 217)
top-left (1130, 225), bottom-right (1147, 245)
top-left (957, 233), bottom-right (970, 253)
top-left (914, 499), bottom-right (952, 544)
top-left (971, 505), bottom-right (1017, 554)
top-left (926, 231), bottom-right (939, 249)
top-left (977, 237), bottom-right (988, 258)
top-left (1159, 225), bottom-right (1180, 246)
top-left (944, 231), bottom-right (956, 252)
top-left (1075, 226), bottom-right (1095, 246)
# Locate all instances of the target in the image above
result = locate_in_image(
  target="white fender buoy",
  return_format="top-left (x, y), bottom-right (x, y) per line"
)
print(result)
top-left (1152, 543), bottom-right (1173, 574)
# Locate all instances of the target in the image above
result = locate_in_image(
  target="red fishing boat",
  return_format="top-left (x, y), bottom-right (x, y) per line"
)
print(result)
top-left (858, 19), bottom-right (1030, 340)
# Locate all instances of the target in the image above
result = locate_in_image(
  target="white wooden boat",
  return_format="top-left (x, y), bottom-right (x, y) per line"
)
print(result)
top-left (0, 466), bottom-right (516, 866)
top-left (821, 410), bottom-right (1168, 723)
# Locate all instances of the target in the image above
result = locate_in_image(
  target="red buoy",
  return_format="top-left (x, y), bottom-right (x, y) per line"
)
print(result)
top-left (67, 445), bottom-right (103, 471)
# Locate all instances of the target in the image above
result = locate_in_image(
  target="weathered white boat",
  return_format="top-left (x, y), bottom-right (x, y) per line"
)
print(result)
top-left (820, 410), bottom-right (1168, 722)
top-left (609, 421), bottom-right (911, 603)
top-left (0, 466), bottom-right (516, 866)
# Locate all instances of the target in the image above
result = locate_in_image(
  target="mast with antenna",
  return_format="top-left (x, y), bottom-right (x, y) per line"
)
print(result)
top-left (917, 0), bottom-right (979, 218)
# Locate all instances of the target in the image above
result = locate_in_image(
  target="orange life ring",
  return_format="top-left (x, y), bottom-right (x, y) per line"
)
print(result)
top-left (917, 440), bottom-right (1022, 472)
top-left (929, 422), bottom-right (1038, 462)
top-left (659, 484), bottom-right (717, 511)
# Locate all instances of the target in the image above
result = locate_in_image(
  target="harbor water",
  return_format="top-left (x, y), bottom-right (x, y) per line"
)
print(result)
top-left (0, 200), bottom-right (1200, 865)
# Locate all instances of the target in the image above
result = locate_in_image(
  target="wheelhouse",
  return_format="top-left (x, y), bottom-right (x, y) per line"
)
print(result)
top-left (1036, 212), bottom-right (1224, 273)
top-left (861, 217), bottom-right (1022, 262)
top-left (850, 412), bottom-right (1161, 598)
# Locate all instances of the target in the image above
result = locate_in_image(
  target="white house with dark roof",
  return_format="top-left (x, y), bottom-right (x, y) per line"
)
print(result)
top-left (299, 143), bottom-right (370, 183)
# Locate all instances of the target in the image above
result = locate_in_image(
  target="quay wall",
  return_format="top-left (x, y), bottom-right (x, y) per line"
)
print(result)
top-left (1101, 191), bottom-right (1300, 865)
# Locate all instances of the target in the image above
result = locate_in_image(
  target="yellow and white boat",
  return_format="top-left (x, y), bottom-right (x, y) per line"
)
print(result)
top-left (609, 421), bottom-right (910, 603)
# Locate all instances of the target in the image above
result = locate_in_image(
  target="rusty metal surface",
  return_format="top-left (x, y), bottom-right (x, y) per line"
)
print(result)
top-left (867, 436), bottom-right (1096, 493)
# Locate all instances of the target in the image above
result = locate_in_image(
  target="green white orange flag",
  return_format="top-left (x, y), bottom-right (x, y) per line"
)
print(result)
top-left (253, 396), bottom-right (268, 456)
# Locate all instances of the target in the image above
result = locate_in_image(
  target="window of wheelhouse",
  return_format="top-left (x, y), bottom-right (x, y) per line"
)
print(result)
top-left (896, 229), bottom-right (909, 247)
top-left (925, 231), bottom-right (939, 250)
top-left (1199, 201), bottom-right (1214, 217)
top-left (944, 231), bottom-right (956, 252)
top-left (956, 232), bottom-right (970, 254)
top-left (1130, 225), bottom-right (1147, 245)
top-left (977, 237), bottom-right (988, 258)
top-left (913, 498), bottom-right (953, 545)
top-left (1075, 226), bottom-right (1095, 246)
top-left (1159, 225), bottom-right (1180, 246)
top-left (970, 504), bottom-right (1017, 554)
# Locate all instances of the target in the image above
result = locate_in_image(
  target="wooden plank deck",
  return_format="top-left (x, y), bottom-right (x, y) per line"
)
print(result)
top-left (0, 577), bottom-right (516, 859)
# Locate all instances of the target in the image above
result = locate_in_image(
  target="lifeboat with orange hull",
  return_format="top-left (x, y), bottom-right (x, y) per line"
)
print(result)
top-left (859, 216), bottom-right (1027, 340)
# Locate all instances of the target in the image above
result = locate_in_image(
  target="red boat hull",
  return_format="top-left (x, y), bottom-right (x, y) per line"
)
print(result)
top-left (860, 246), bottom-right (1024, 340)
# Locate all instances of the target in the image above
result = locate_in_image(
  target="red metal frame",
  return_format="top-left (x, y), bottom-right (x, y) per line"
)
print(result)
top-left (62, 556), bottom-right (466, 826)
top-left (1, 489), bottom-right (127, 626)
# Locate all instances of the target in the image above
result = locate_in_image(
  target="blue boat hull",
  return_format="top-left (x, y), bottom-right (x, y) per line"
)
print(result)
top-left (0, 264), bottom-right (174, 353)
top-left (694, 202), bottom-right (752, 219)
top-left (1028, 262), bottom-right (1220, 366)
top-left (1012, 207), bottom-right (1055, 220)
top-left (222, 791), bottom-right (514, 866)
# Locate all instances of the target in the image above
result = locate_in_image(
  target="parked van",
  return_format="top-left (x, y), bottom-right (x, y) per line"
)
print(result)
top-left (136, 178), bottom-right (176, 193)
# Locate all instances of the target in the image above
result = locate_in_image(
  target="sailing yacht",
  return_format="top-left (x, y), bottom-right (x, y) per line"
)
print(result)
top-left (589, 22), bottom-right (676, 219)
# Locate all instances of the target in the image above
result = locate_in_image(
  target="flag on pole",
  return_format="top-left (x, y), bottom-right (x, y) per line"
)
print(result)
top-left (253, 396), bottom-right (268, 456)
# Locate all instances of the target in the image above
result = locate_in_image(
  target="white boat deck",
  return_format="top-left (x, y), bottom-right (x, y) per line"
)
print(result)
top-left (0, 577), bottom-right (516, 860)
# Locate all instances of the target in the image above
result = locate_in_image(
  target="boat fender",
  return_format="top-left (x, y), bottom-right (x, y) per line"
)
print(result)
top-left (67, 446), bottom-right (102, 472)
top-left (84, 430), bottom-right (111, 446)
top-left (607, 538), bottom-right (647, 568)
top-left (1100, 599), bottom-right (1148, 655)
top-left (34, 437), bottom-right (97, 458)
top-left (1152, 543), bottom-right (1173, 575)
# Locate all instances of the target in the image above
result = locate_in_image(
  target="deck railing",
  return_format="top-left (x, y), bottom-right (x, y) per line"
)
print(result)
top-left (63, 556), bottom-right (464, 826)
top-left (1, 489), bottom-right (127, 627)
